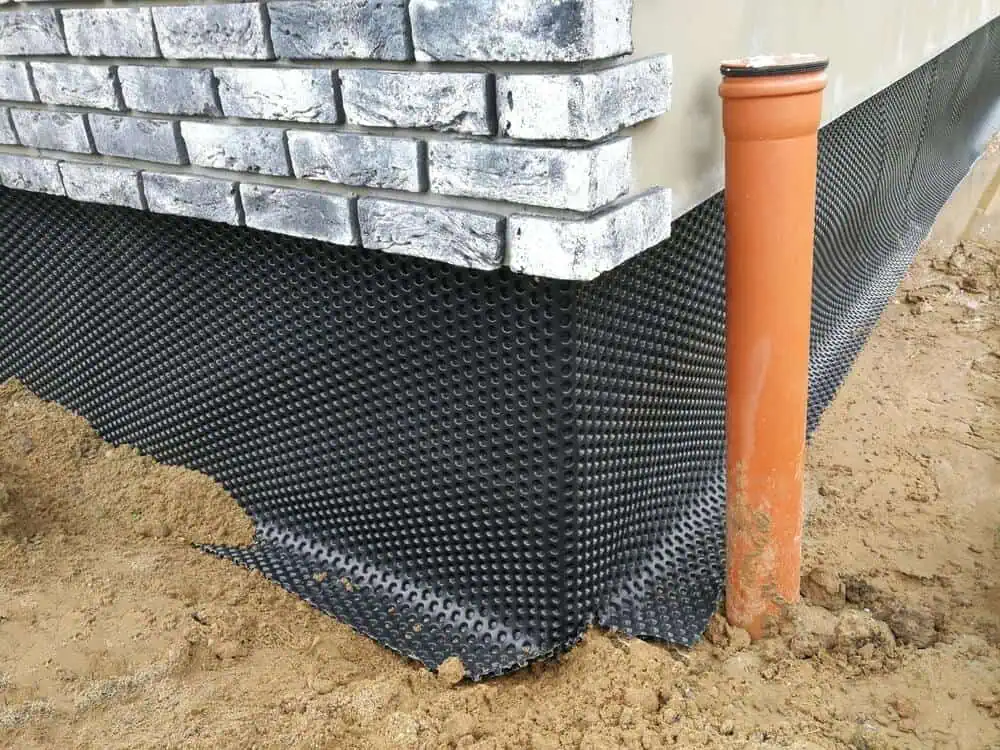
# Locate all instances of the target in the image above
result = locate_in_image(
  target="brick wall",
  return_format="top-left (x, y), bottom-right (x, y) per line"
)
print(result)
top-left (0, 0), bottom-right (672, 280)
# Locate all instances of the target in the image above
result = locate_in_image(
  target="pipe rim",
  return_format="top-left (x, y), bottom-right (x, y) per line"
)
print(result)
top-left (720, 54), bottom-right (829, 78)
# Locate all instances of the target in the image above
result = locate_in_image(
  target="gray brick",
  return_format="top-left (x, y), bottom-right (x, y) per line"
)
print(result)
top-left (498, 56), bottom-right (672, 141)
top-left (143, 172), bottom-right (240, 225)
top-left (0, 109), bottom-right (16, 145)
top-left (288, 131), bottom-right (421, 192)
top-left (340, 70), bottom-right (490, 135)
top-left (0, 62), bottom-right (36, 102)
top-left (153, 4), bottom-right (270, 60)
top-left (215, 67), bottom-right (338, 124)
top-left (358, 198), bottom-right (503, 271)
top-left (31, 63), bottom-right (120, 110)
top-left (10, 109), bottom-right (92, 153)
top-left (58, 162), bottom-right (143, 209)
top-left (118, 66), bottom-right (220, 117)
top-left (62, 8), bottom-right (158, 58)
top-left (410, 0), bottom-right (631, 62)
top-left (429, 138), bottom-right (631, 212)
top-left (181, 122), bottom-right (289, 176)
top-left (508, 188), bottom-right (672, 280)
top-left (0, 154), bottom-right (64, 195)
top-left (268, 0), bottom-right (409, 60)
top-left (0, 10), bottom-right (67, 56)
top-left (240, 184), bottom-right (357, 245)
top-left (90, 114), bottom-right (184, 165)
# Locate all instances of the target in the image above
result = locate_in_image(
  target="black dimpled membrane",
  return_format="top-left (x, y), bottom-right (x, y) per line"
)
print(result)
top-left (1, 23), bottom-right (998, 678)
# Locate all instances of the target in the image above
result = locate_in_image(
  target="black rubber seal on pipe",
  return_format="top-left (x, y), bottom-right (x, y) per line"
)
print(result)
top-left (721, 55), bottom-right (829, 77)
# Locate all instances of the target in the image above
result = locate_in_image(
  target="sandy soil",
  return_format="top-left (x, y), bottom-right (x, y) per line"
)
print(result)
top-left (1, 156), bottom-right (999, 749)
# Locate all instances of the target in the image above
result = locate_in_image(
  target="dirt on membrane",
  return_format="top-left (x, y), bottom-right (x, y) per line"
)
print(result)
top-left (2, 158), bottom-right (1000, 749)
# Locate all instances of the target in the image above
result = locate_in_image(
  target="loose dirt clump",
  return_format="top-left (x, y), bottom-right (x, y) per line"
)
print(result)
top-left (880, 607), bottom-right (940, 649)
top-left (437, 657), bottom-right (469, 686)
top-left (801, 567), bottom-right (847, 611)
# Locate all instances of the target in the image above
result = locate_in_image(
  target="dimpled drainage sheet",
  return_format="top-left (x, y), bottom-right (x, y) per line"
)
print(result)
top-left (2, 22), bottom-right (1000, 679)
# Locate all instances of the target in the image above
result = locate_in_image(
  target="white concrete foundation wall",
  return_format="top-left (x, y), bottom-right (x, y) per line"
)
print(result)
top-left (630, 0), bottom-right (1000, 217)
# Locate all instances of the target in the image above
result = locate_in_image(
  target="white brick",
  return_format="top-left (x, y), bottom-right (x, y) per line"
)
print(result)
top-left (118, 66), bottom-right (220, 117)
top-left (10, 109), bottom-right (92, 153)
top-left (215, 68), bottom-right (339, 124)
top-left (62, 8), bottom-right (158, 58)
top-left (58, 162), bottom-right (143, 209)
top-left (358, 198), bottom-right (504, 270)
top-left (180, 122), bottom-right (289, 176)
top-left (143, 173), bottom-right (241, 225)
top-left (498, 56), bottom-right (672, 141)
top-left (0, 10), bottom-right (67, 56)
top-left (508, 188), bottom-right (672, 280)
top-left (0, 62), bottom-right (36, 102)
top-left (153, 4), bottom-right (270, 60)
top-left (268, 0), bottom-right (409, 60)
top-left (288, 131), bottom-right (421, 191)
top-left (31, 63), bottom-right (120, 110)
top-left (410, 0), bottom-right (631, 62)
top-left (0, 109), bottom-right (17, 145)
top-left (429, 138), bottom-right (631, 212)
top-left (240, 184), bottom-right (358, 245)
top-left (0, 154), bottom-right (64, 196)
top-left (340, 70), bottom-right (491, 135)
top-left (90, 114), bottom-right (185, 165)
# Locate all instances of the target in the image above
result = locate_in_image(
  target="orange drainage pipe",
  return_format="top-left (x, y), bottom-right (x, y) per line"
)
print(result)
top-left (719, 55), bottom-right (828, 639)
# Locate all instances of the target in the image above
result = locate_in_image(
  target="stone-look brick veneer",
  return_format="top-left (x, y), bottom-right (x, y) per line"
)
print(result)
top-left (0, 0), bottom-right (672, 280)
